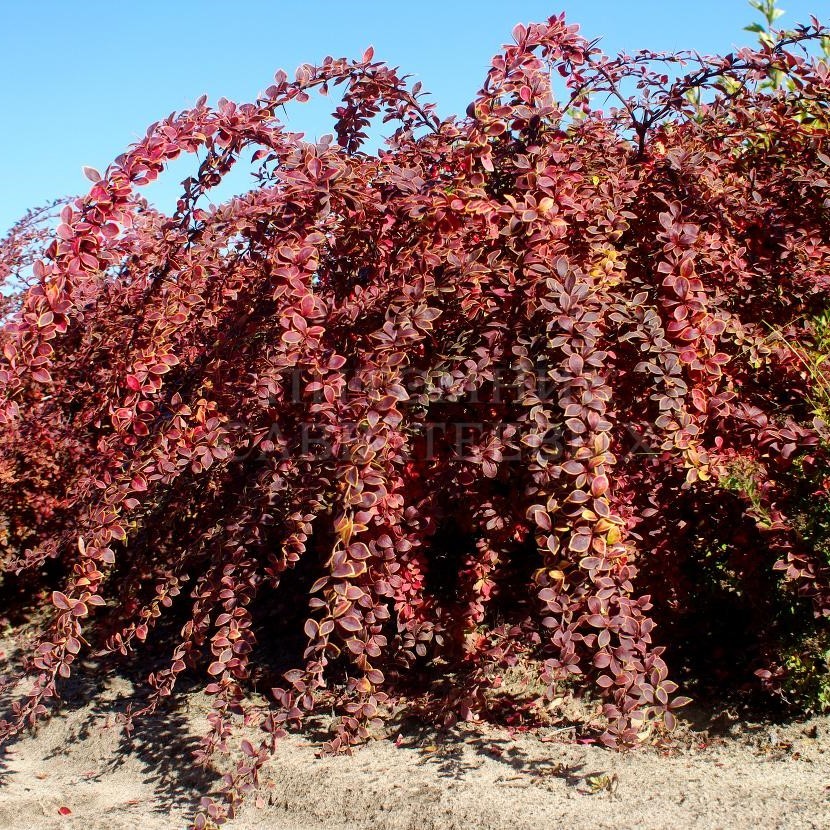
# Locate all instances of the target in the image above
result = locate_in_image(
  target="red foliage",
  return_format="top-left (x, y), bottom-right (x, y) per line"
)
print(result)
top-left (1, 14), bottom-right (830, 823)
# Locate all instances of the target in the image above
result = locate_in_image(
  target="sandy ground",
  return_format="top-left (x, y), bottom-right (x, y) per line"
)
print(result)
top-left (1, 640), bottom-right (829, 830)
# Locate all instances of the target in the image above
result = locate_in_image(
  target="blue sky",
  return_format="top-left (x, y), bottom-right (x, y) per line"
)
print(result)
top-left (0, 0), bottom-right (823, 233)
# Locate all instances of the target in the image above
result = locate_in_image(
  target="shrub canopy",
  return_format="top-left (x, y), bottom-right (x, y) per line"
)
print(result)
top-left (1, 12), bottom-right (830, 824)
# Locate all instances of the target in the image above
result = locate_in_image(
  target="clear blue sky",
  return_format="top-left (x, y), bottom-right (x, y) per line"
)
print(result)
top-left (0, 1), bottom-right (823, 233)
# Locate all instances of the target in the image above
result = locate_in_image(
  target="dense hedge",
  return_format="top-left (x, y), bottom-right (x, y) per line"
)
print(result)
top-left (1, 11), bottom-right (830, 824)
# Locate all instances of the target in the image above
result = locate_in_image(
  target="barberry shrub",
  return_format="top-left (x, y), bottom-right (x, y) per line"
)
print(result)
top-left (2, 10), bottom-right (830, 824)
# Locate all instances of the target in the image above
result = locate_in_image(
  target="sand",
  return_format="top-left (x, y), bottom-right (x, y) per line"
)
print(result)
top-left (1, 640), bottom-right (829, 830)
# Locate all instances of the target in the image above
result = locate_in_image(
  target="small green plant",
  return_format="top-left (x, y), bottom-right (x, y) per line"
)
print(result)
top-left (583, 773), bottom-right (619, 796)
top-left (764, 311), bottom-right (830, 432)
top-left (777, 632), bottom-right (830, 713)
top-left (809, 309), bottom-right (830, 355)
top-left (720, 457), bottom-right (771, 527)
top-left (745, 0), bottom-right (830, 114)
top-left (790, 458), bottom-right (830, 570)
top-left (745, 0), bottom-right (786, 46)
